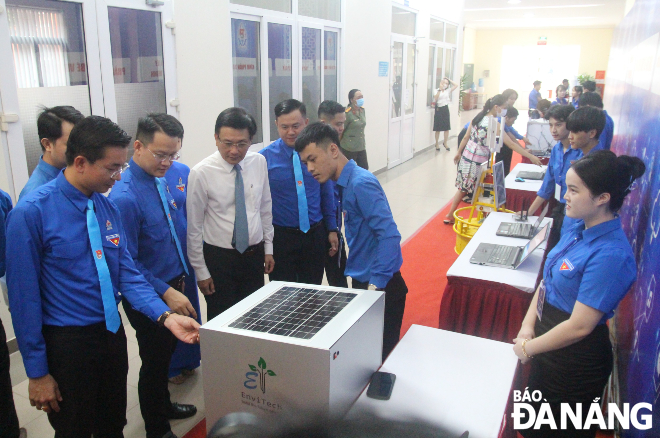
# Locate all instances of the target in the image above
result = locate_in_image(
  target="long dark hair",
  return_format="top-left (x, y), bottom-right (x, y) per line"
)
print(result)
top-left (471, 94), bottom-right (507, 127)
top-left (571, 150), bottom-right (646, 212)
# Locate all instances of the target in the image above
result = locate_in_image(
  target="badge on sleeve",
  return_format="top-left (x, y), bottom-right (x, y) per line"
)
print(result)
top-left (559, 259), bottom-right (574, 271)
top-left (176, 177), bottom-right (185, 192)
top-left (105, 234), bottom-right (120, 246)
top-left (536, 280), bottom-right (546, 321)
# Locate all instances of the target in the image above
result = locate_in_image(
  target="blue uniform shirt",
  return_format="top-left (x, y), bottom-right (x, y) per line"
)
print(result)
top-left (551, 98), bottom-right (568, 106)
top-left (537, 141), bottom-right (583, 203)
top-left (19, 156), bottom-right (60, 200)
top-left (165, 161), bottom-right (191, 220)
top-left (337, 160), bottom-right (402, 288)
top-left (529, 89), bottom-right (542, 109)
top-left (593, 110), bottom-right (614, 151)
top-left (543, 217), bottom-right (636, 324)
top-left (6, 172), bottom-right (170, 378)
top-left (260, 138), bottom-right (336, 230)
top-left (109, 159), bottom-right (189, 296)
top-left (571, 98), bottom-right (580, 109)
top-left (0, 189), bottom-right (12, 276)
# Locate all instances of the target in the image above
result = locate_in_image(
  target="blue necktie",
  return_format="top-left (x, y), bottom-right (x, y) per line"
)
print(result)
top-left (155, 178), bottom-right (189, 275)
top-left (232, 164), bottom-right (250, 253)
top-left (292, 151), bottom-right (310, 233)
top-left (86, 199), bottom-right (121, 333)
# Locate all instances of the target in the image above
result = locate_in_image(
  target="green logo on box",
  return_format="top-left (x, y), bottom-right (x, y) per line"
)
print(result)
top-left (245, 357), bottom-right (276, 394)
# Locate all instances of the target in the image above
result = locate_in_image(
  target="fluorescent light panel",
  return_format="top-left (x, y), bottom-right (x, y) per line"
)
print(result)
top-left (465, 4), bottom-right (604, 12)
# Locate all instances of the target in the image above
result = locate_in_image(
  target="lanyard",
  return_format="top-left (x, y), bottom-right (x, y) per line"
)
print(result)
top-left (337, 186), bottom-right (344, 268)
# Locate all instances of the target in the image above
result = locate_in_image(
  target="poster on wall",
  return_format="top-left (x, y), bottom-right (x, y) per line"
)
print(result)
top-left (606, 1), bottom-right (660, 435)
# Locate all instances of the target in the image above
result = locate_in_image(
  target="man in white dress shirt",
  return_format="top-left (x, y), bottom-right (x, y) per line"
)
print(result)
top-left (187, 108), bottom-right (274, 321)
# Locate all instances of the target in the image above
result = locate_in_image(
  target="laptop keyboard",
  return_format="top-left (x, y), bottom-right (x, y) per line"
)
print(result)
top-left (487, 245), bottom-right (518, 265)
top-left (509, 223), bottom-right (530, 237)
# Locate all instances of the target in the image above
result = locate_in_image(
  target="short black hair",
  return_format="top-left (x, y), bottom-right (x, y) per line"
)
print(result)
top-left (505, 107), bottom-right (519, 119)
top-left (573, 85), bottom-right (583, 94)
top-left (502, 89), bottom-right (518, 101)
top-left (274, 99), bottom-right (306, 119)
top-left (582, 80), bottom-right (597, 92)
top-left (66, 116), bottom-right (131, 165)
top-left (136, 113), bottom-right (184, 146)
top-left (566, 106), bottom-right (606, 138)
top-left (318, 100), bottom-right (345, 119)
top-left (556, 84), bottom-right (567, 94)
top-left (533, 80), bottom-right (542, 87)
top-left (571, 150), bottom-right (645, 212)
top-left (215, 107), bottom-right (258, 139)
top-left (37, 105), bottom-right (84, 151)
top-left (562, 79), bottom-right (569, 84)
top-left (545, 104), bottom-right (575, 122)
top-left (537, 99), bottom-right (552, 113)
top-left (578, 92), bottom-right (604, 109)
top-left (294, 122), bottom-right (341, 153)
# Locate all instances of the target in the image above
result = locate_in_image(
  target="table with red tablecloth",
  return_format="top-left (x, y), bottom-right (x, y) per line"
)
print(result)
top-left (438, 211), bottom-right (552, 343)
top-left (505, 163), bottom-right (558, 213)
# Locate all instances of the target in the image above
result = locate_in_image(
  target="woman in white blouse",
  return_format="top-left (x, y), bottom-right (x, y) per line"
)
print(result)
top-left (433, 77), bottom-right (458, 150)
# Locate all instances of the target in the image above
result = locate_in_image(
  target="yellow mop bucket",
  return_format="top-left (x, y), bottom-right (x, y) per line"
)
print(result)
top-left (452, 206), bottom-right (483, 255)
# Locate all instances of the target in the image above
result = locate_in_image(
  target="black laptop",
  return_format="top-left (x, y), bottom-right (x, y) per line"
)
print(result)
top-left (496, 203), bottom-right (549, 239)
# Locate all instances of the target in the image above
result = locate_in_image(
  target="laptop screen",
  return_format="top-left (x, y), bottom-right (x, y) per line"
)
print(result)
top-left (532, 203), bottom-right (550, 230)
top-left (519, 222), bottom-right (550, 263)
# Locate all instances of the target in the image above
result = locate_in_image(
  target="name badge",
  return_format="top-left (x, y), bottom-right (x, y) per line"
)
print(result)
top-left (537, 280), bottom-right (546, 321)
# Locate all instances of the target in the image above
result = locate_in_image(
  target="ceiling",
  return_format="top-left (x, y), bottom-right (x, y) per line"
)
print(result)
top-left (463, 0), bottom-right (627, 29)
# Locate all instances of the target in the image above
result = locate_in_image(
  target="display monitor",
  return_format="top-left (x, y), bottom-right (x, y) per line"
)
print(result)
top-left (493, 161), bottom-right (506, 209)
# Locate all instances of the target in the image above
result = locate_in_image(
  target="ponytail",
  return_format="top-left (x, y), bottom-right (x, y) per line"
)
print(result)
top-left (571, 150), bottom-right (646, 212)
top-left (471, 94), bottom-right (507, 127)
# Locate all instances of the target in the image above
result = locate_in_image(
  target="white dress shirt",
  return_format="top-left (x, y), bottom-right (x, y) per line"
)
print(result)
top-left (187, 150), bottom-right (273, 281)
top-left (436, 88), bottom-right (451, 107)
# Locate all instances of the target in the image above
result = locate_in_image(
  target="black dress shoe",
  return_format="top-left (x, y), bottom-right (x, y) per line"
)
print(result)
top-left (166, 402), bottom-right (197, 420)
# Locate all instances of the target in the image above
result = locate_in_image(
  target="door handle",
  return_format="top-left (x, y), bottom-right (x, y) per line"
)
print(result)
top-left (0, 113), bottom-right (19, 132)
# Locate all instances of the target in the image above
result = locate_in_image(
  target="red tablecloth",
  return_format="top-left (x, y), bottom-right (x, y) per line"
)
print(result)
top-left (438, 277), bottom-right (534, 343)
top-left (505, 188), bottom-right (557, 213)
top-left (522, 155), bottom-right (550, 165)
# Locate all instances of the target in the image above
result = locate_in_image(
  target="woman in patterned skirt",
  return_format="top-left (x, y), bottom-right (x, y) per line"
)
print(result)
top-left (444, 94), bottom-right (542, 224)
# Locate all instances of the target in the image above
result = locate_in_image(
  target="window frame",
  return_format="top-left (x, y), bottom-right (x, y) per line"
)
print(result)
top-left (426, 15), bottom-right (458, 110)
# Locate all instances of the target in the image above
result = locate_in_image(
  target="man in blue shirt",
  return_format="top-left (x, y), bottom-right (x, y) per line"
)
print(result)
top-left (6, 116), bottom-right (200, 437)
top-left (109, 114), bottom-right (198, 437)
top-left (259, 100), bottom-right (338, 285)
top-left (578, 92), bottom-right (613, 151)
top-left (318, 100), bottom-right (348, 288)
top-left (528, 80), bottom-right (542, 116)
top-left (19, 106), bottom-right (84, 200)
top-left (164, 160), bottom-right (202, 383)
top-left (524, 105), bottom-right (580, 251)
top-left (295, 123), bottom-right (407, 361)
top-left (560, 106), bottom-right (606, 236)
top-left (0, 189), bottom-right (27, 438)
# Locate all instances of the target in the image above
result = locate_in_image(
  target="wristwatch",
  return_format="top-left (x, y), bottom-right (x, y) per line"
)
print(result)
top-left (157, 310), bottom-right (173, 327)
top-left (367, 284), bottom-right (384, 291)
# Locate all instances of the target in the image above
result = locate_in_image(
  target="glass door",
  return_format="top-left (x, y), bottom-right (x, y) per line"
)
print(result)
top-left (265, 19), bottom-right (294, 144)
top-left (96, 0), bottom-right (177, 156)
top-left (0, 0), bottom-right (104, 196)
top-left (387, 36), bottom-right (415, 169)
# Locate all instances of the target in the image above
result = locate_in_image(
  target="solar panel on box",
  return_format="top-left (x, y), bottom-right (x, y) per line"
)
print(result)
top-left (200, 282), bottom-right (385, 434)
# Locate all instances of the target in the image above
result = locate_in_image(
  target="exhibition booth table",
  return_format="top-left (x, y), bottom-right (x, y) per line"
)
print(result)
top-left (438, 212), bottom-right (552, 343)
top-left (349, 325), bottom-right (519, 438)
top-left (521, 155), bottom-right (550, 166)
top-left (504, 163), bottom-right (557, 213)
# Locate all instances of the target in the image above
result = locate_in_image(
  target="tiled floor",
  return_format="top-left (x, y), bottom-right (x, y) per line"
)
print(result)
top-left (9, 108), bottom-right (502, 437)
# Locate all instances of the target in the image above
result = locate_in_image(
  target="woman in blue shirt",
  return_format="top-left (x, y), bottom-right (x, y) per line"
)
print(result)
top-left (513, 150), bottom-right (645, 437)
top-left (571, 85), bottom-right (583, 109)
top-left (552, 84), bottom-right (568, 105)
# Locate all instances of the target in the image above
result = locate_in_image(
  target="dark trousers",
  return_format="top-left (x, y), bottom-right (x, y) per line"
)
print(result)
top-left (547, 202), bottom-right (566, 254)
top-left (122, 298), bottom-right (177, 438)
top-left (43, 322), bottom-right (128, 438)
top-left (353, 272), bottom-right (408, 361)
top-left (495, 143), bottom-right (513, 176)
top-left (270, 223), bottom-right (326, 285)
top-left (0, 318), bottom-right (19, 438)
top-left (340, 148), bottom-right (369, 170)
top-left (325, 235), bottom-right (348, 288)
top-left (204, 242), bottom-right (265, 321)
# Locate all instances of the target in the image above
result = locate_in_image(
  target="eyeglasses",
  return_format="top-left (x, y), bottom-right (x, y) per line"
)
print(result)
top-left (146, 147), bottom-right (181, 163)
top-left (220, 141), bottom-right (251, 149)
top-left (96, 162), bottom-right (130, 179)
